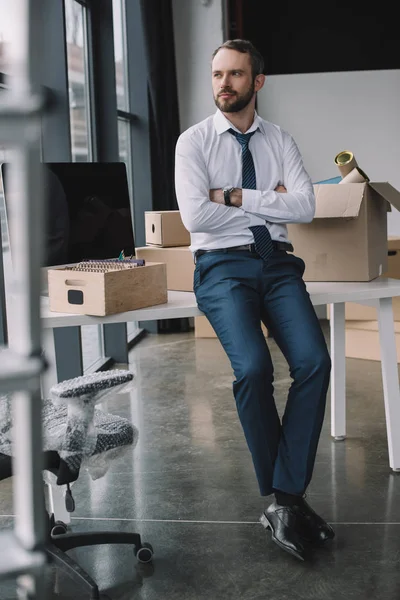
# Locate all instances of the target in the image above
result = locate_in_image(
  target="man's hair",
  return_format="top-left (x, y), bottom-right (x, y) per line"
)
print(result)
top-left (212, 39), bottom-right (265, 79)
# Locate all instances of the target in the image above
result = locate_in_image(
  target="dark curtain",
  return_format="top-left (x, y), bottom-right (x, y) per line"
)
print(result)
top-left (139, 0), bottom-right (190, 334)
top-left (139, 0), bottom-right (180, 212)
top-left (232, 0), bottom-right (399, 75)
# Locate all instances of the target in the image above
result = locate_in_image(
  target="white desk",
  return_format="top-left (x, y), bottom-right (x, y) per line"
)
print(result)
top-left (40, 278), bottom-right (400, 472)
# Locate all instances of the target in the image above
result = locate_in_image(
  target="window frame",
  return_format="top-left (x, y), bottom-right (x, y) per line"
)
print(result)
top-left (65, 0), bottom-right (95, 162)
top-left (113, 0), bottom-right (136, 207)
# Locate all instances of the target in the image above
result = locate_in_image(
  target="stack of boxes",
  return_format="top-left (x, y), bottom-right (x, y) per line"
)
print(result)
top-left (136, 211), bottom-right (211, 333)
top-left (287, 150), bottom-right (400, 362)
top-left (326, 236), bottom-right (400, 361)
top-left (136, 211), bottom-right (194, 291)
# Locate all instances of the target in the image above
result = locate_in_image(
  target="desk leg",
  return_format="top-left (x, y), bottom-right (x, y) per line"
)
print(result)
top-left (41, 328), bottom-right (58, 399)
top-left (330, 302), bottom-right (346, 440)
top-left (378, 297), bottom-right (400, 472)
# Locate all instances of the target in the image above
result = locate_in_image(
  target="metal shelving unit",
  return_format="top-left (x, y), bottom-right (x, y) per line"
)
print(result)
top-left (0, 0), bottom-right (48, 597)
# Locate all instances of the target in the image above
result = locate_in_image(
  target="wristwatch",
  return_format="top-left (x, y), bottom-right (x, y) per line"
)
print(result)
top-left (223, 186), bottom-right (235, 206)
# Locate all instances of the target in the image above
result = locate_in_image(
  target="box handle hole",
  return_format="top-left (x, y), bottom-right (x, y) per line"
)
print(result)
top-left (67, 290), bottom-right (84, 305)
top-left (65, 279), bottom-right (86, 286)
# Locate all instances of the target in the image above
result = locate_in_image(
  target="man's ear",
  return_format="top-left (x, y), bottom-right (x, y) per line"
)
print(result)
top-left (254, 73), bottom-right (266, 92)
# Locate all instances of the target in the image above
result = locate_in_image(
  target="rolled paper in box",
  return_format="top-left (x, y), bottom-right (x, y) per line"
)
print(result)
top-left (334, 150), bottom-right (358, 177)
top-left (339, 166), bottom-right (370, 184)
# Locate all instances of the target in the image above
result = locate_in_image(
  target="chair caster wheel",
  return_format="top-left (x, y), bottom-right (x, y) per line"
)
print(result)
top-left (51, 521), bottom-right (68, 536)
top-left (135, 542), bottom-right (154, 563)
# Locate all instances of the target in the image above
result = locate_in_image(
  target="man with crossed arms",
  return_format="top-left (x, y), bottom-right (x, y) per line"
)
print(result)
top-left (175, 39), bottom-right (333, 561)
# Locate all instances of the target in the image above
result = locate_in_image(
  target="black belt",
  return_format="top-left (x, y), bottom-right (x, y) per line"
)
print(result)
top-left (195, 241), bottom-right (293, 262)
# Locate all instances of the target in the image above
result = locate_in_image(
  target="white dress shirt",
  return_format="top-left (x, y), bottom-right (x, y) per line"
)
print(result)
top-left (174, 109), bottom-right (315, 254)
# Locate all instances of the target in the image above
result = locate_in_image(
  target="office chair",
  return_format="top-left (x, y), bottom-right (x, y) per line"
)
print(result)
top-left (0, 371), bottom-right (154, 600)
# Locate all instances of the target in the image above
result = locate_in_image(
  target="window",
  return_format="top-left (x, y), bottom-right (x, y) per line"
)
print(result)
top-left (113, 0), bottom-right (128, 113)
top-left (0, 0), bottom-right (17, 74)
top-left (65, 0), bottom-right (92, 162)
top-left (112, 0), bottom-right (133, 205)
top-left (117, 118), bottom-right (131, 173)
top-left (0, 146), bottom-right (10, 257)
top-left (0, 76), bottom-right (11, 278)
top-left (0, 1), bottom-right (16, 342)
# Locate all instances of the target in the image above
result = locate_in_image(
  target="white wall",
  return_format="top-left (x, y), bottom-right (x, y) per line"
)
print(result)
top-left (258, 70), bottom-right (400, 234)
top-left (172, 0), bottom-right (224, 132)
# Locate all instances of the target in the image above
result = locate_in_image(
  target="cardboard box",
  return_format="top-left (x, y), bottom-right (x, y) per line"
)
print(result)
top-left (387, 236), bottom-right (400, 279)
top-left (48, 262), bottom-right (167, 316)
top-left (326, 236), bottom-right (400, 321)
top-left (145, 210), bottom-right (190, 247)
top-left (345, 320), bottom-right (400, 363)
top-left (194, 315), bottom-right (269, 338)
top-left (287, 182), bottom-right (400, 282)
top-left (135, 246), bottom-right (194, 291)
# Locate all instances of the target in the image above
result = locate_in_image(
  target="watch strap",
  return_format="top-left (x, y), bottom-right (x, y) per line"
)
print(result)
top-left (224, 187), bottom-right (233, 206)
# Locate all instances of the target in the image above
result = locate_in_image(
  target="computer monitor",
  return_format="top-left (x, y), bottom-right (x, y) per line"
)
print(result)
top-left (0, 161), bottom-right (135, 267)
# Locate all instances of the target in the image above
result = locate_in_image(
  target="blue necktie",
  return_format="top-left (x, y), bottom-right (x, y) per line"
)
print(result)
top-left (229, 129), bottom-right (273, 261)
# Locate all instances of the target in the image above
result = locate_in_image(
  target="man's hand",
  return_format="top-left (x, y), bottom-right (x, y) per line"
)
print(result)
top-left (275, 184), bottom-right (287, 193)
top-left (209, 188), bottom-right (242, 207)
top-left (209, 189), bottom-right (224, 204)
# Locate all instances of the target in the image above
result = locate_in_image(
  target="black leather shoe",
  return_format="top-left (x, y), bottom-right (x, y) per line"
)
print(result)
top-left (260, 502), bottom-right (307, 561)
top-left (294, 497), bottom-right (335, 543)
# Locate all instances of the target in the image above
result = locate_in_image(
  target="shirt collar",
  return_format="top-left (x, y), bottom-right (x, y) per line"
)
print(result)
top-left (213, 109), bottom-right (265, 136)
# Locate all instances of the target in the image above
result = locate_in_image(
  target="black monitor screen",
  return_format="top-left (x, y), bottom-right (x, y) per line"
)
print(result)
top-left (0, 161), bottom-right (135, 267)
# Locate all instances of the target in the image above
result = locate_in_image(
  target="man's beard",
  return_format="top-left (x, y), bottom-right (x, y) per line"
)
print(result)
top-left (214, 81), bottom-right (255, 113)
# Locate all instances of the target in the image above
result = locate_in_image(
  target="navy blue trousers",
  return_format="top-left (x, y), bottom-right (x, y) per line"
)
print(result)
top-left (194, 250), bottom-right (331, 496)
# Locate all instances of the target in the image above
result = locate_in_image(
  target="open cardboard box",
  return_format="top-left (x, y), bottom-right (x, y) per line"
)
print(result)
top-left (287, 182), bottom-right (400, 281)
top-left (48, 262), bottom-right (167, 316)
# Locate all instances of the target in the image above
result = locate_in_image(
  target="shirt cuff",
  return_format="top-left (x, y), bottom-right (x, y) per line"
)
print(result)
top-left (242, 188), bottom-right (261, 213)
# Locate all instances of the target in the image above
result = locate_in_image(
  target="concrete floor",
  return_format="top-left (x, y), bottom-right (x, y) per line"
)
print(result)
top-left (1, 324), bottom-right (400, 599)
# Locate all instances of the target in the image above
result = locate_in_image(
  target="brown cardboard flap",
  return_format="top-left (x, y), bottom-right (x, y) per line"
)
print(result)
top-left (368, 182), bottom-right (400, 211)
top-left (313, 183), bottom-right (366, 218)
